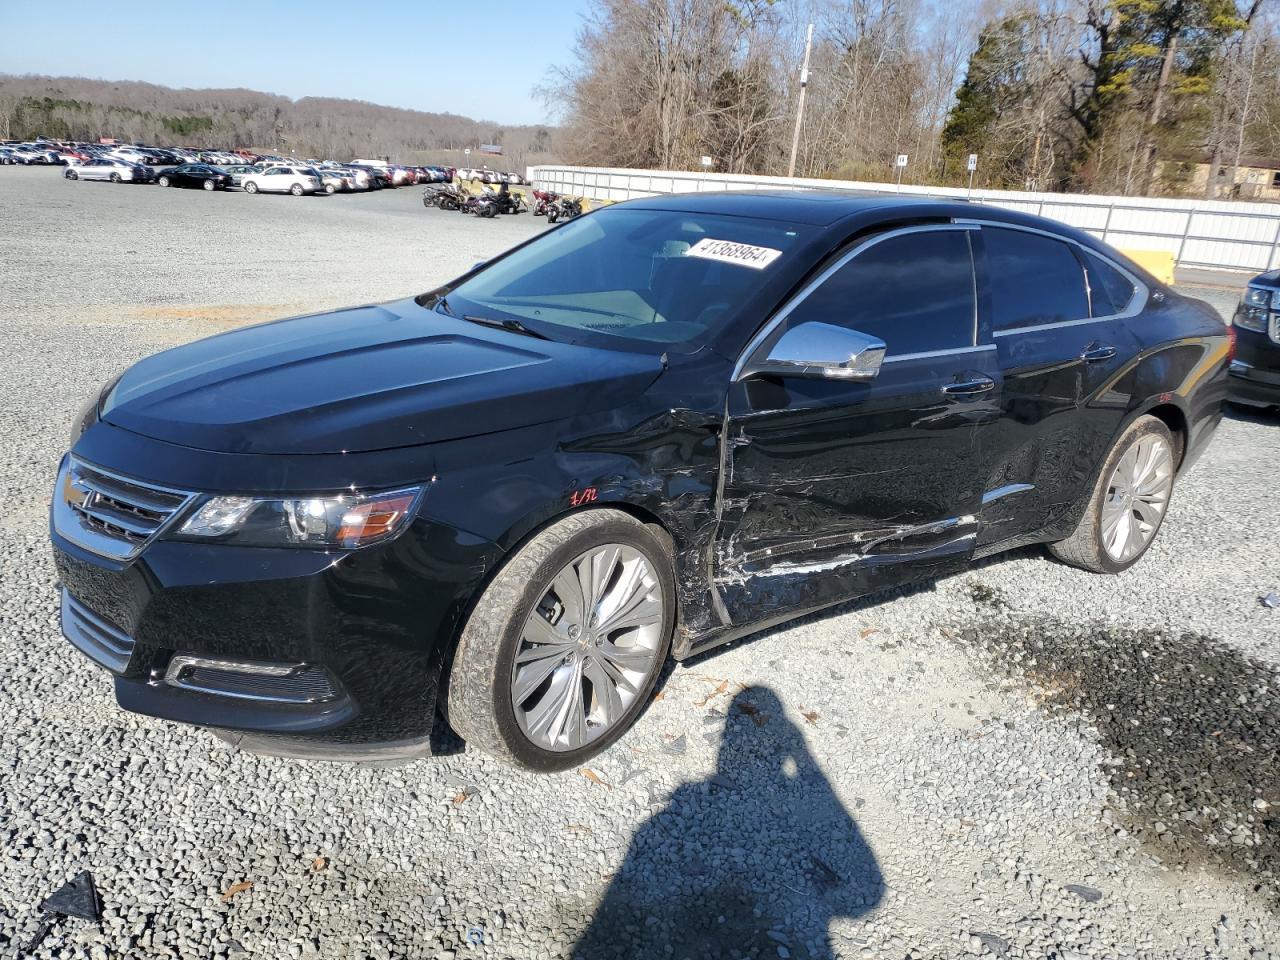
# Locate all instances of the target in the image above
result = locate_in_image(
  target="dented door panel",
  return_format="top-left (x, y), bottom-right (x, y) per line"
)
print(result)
top-left (712, 348), bottom-right (1003, 625)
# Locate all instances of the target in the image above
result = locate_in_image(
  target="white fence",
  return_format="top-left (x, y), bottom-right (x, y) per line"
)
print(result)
top-left (528, 165), bottom-right (1280, 275)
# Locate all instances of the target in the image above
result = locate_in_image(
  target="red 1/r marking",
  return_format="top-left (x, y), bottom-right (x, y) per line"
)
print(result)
top-left (569, 487), bottom-right (599, 507)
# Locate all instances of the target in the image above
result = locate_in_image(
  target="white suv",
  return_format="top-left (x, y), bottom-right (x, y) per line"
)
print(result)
top-left (241, 166), bottom-right (323, 196)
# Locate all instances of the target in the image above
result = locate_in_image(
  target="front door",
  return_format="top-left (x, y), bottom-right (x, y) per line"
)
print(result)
top-left (713, 224), bottom-right (1003, 627)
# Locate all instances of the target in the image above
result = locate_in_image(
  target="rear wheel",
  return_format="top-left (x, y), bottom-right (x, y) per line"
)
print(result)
top-left (158, 175), bottom-right (171, 187)
top-left (65, 169), bottom-right (77, 180)
top-left (1048, 415), bottom-right (1176, 574)
top-left (109, 172), bottom-right (121, 183)
top-left (445, 510), bottom-right (674, 771)
top-left (203, 179), bottom-right (215, 191)
top-left (290, 183), bottom-right (304, 196)
top-left (324, 183), bottom-right (336, 195)
top-left (245, 181), bottom-right (258, 194)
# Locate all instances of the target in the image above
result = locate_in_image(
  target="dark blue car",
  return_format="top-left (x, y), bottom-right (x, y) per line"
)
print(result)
top-left (1228, 268), bottom-right (1280, 411)
top-left (50, 192), bottom-right (1229, 770)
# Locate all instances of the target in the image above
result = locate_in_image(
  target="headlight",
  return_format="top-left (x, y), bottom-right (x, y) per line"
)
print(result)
top-left (1235, 287), bottom-right (1276, 332)
top-left (173, 487), bottom-right (422, 549)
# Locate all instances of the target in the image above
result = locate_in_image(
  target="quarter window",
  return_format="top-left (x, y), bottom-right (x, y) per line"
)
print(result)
top-left (983, 227), bottom-right (1089, 331)
top-left (788, 230), bottom-right (976, 356)
top-left (1081, 251), bottom-right (1136, 316)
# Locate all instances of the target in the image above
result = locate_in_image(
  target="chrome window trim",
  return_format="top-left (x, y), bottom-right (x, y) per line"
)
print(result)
top-left (883, 344), bottom-right (996, 364)
top-left (954, 218), bottom-right (1149, 334)
top-left (731, 223), bottom-right (981, 382)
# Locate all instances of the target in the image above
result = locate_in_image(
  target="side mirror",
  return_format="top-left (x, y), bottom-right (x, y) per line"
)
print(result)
top-left (740, 322), bottom-right (886, 382)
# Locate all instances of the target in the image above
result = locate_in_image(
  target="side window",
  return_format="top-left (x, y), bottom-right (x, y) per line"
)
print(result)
top-left (983, 227), bottom-right (1089, 331)
top-left (1081, 251), bottom-right (1136, 316)
top-left (788, 230), bottom-right (976, 356)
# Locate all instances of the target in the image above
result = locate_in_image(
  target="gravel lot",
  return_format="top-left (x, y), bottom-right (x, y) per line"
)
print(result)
top-left (1, 165), bottom-right (1277, 960)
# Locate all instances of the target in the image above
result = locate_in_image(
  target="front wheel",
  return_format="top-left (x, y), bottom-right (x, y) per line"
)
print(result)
top-left (324, 183), bottom-right (336, 195)
top-left (110, 172), bottom-right (121, 183)
top-left (244, 181), bottom-right (258, 194)
top-left (203, 179), bottom-right (215, 191)
top-left (158, 175), bottom-right (171, 187)
top-left (1048, 415), bottom-right (1176, 574)
top-left (445, 510), bottom-right (675, 771)
top-left (65, 169), bottom-right (78, 180)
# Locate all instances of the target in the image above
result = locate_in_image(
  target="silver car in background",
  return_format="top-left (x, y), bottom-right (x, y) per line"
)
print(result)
top-left (64, 159), bottom-right (148, 183)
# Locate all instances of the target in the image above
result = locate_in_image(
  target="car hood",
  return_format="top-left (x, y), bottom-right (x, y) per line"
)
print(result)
top-left (101, 298), bottom-right (665, 454)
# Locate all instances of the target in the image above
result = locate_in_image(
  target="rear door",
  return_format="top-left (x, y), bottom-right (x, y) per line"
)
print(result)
top-left (713, 224), bottom-right (1004, 624)
top-left (971, 224), bottom-right (1142, 549)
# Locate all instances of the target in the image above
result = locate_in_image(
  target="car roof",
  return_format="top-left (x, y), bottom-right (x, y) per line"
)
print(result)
top-left (614, 189), bottom-right (1121, 255)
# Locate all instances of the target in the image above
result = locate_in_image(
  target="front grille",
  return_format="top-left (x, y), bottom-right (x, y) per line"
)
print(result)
top-left (61, 589), bottom-right (135, 673)
top-left (54, 457), bottom-right (195, 561)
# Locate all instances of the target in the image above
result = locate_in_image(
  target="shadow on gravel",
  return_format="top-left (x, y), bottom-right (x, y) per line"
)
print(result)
top-left (957, 615), bottom-right (1279, 902)
top-left (571, 687), bottom-right (883, 959)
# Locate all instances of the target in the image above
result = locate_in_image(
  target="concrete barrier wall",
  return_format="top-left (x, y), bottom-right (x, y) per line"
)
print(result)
top-left (528, 164), bottom-right (1280, 274)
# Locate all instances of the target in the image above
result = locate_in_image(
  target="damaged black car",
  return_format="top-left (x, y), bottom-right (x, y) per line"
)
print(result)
top-left (51, 192), bottom-right (1229, 770)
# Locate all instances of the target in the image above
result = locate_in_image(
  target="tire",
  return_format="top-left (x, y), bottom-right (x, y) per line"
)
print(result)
top-left (547, 206), bottom-right (559, 223)
top-left (158, 175), bottom-right (171, 187)
top-left (245, 181), bottom-right (258, 194)
top-left (203, 179), bottom-right (215, 191)
top-left (65, 169), bottom-right (77, 180)
top-left (325, 183), bottom-right (336, 195)
top-left (1047, 415), bottom-right (1176, 574)
top-left (445, 509), bottom-right (675, 772)
top-left (110, 172), bottom-right (121, 183)
top-left (290, 184), bottom-right (304, 196)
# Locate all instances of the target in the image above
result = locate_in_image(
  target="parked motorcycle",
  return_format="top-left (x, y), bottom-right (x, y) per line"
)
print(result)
top-left (532, 189), bottom-right (559, 217)
top-left (546, 196), bottom-right (583, 223)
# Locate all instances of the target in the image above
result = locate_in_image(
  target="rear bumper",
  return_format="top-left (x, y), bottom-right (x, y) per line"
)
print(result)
top-left (1227, 360), bottom-right (1280, 408)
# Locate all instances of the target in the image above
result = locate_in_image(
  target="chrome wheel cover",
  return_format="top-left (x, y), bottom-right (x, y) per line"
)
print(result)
top-left (510, 544), bottom-right (664, 752)
top-left (1101, 434), bottom-right (1173, 563)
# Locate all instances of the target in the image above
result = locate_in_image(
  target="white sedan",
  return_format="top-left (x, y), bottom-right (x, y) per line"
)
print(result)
top-left (241, 165), bottom-right (323, 196)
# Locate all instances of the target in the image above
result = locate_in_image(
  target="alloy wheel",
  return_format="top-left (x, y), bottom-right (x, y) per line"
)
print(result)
top-left (1100, 434), bottom-right (1173, 563)
top-left (510, 544), bottom-right (665, 752)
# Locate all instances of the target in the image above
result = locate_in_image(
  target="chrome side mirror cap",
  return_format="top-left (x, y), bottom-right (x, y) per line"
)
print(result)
top-left (740, 322), bottom-right (886, 382)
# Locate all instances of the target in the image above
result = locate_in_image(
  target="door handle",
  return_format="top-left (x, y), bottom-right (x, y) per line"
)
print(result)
top-left (942, 375), bottom-right (996, 396)
top-left (1081, 343), bottom-right (1117, 362)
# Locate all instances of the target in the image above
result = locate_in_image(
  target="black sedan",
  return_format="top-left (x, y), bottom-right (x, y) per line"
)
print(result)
top-left (50, 193), bottom-right (1228, 770)
top-left (1227, 268), bottom-right (1280, 411)
top-left (155, 163), bottom-right (231, 191)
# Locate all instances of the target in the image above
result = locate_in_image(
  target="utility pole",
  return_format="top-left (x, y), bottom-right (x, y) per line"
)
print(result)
top-left (787, 23), bottom-right (814, 179)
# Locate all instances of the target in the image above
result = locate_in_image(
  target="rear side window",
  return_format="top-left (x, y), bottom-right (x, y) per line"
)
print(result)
top-left (789, 229), bottom-right (976, 356)
top-left (1082, 251), bottom-right (1136, 316)
top-left (983, 227), bottom-right (1089, 331)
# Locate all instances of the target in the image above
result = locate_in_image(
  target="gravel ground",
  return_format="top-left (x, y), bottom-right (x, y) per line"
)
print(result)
top-left (1, 165), bottom-right (1278, 960)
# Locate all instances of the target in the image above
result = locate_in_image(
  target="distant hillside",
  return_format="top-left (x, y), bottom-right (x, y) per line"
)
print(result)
top-left (0, 75), bottom-right (562, 169)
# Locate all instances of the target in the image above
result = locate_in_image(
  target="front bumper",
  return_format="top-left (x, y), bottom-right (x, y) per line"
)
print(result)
top-left (50, 446), bottom-right (503, 761)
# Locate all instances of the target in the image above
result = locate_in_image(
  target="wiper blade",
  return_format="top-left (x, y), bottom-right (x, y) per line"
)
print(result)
top-left (433, 294), bottom-right (455, 315)
top-left (462, 314), bottom-right (550, 341)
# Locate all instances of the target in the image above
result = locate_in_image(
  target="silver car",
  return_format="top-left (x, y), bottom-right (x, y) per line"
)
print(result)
top-left (64, 159), bottom-right (146, 183)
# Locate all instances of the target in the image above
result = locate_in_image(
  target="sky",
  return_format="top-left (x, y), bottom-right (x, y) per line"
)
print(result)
top-left (0, 0), bottom-right (593, 126)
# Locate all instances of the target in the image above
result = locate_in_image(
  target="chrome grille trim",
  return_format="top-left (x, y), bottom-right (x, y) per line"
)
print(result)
top-left (1270, 310), bottom-right (1280, 346)
top-left (61, 589), bottom-right (135, 673)
top-left (53, 456), bottom-right (196, 561)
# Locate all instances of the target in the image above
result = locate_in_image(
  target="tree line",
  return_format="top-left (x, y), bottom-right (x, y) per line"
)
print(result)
top-left (547, 0), bottom-right (1280, 197)
top-left (0, 75), bottom-right (560, 169)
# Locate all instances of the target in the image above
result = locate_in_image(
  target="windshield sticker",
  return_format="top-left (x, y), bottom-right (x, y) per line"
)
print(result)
top-left (685, 238), bottom-right (782, 270)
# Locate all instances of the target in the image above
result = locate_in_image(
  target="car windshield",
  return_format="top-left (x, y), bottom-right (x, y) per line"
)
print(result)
top-left (437, 208), bottom-right (809, 351)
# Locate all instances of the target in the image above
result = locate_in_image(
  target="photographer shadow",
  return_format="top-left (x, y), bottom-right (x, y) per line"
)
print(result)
top-left (572, 686), bottom-right (883, 959)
